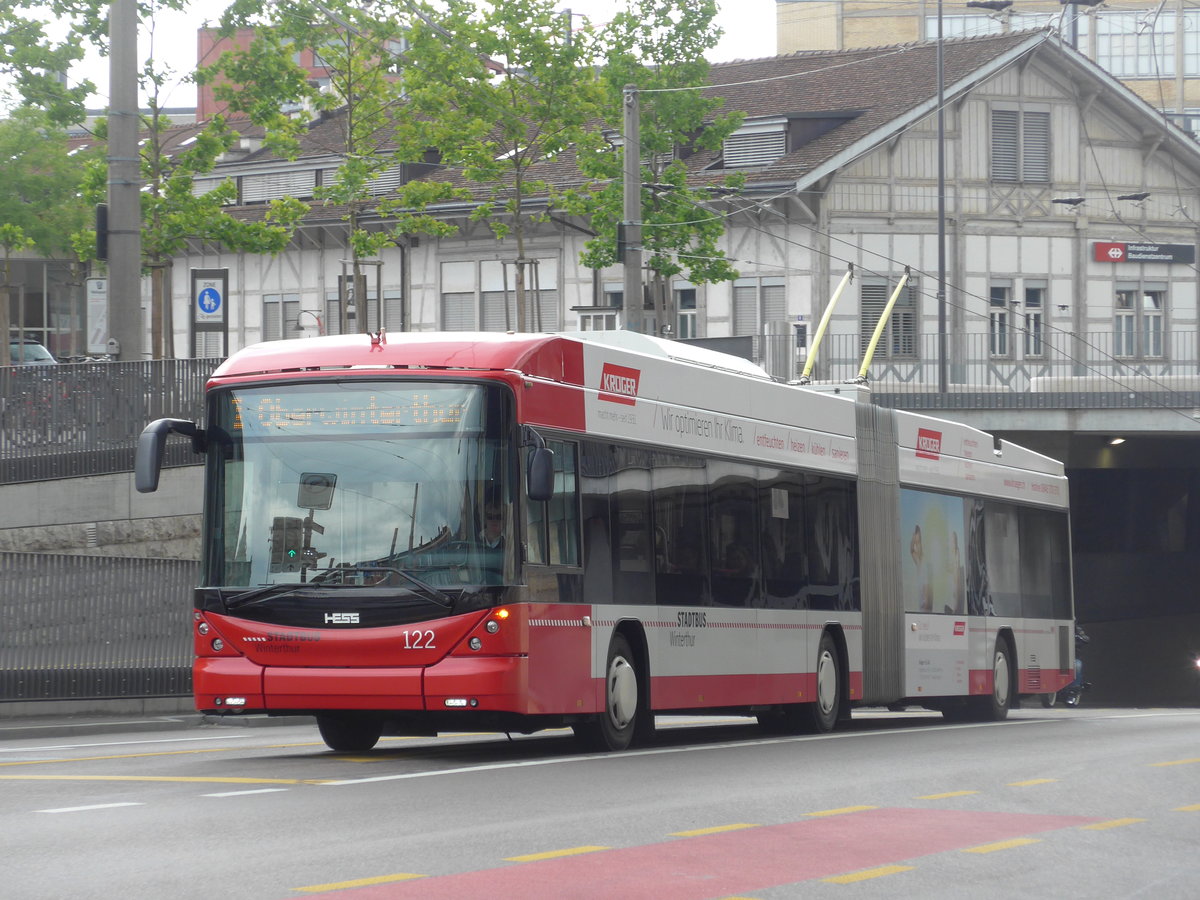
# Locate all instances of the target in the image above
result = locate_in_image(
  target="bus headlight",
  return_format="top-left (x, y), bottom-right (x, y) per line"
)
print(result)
top-left (469, 637), bottom-right (482, 650)
top-left (485, 620), bottom-right (500, 634)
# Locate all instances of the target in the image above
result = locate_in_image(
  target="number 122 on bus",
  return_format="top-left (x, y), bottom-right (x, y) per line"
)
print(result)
top-left (136, 329), bottom-right (1074, 753)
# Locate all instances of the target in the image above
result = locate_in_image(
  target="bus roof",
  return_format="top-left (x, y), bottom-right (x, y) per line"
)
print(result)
top-left (211, 330), bottom-right (771, 383)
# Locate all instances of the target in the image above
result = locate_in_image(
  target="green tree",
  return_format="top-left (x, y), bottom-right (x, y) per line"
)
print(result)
top-left (398, 0), bottom-right (606, 331)
top-left (205, 0), bottom-right (465, 334)
top-left (0, 109), bottom-right (101, 347)
top-left (565, 0), bottom-right (745, 335)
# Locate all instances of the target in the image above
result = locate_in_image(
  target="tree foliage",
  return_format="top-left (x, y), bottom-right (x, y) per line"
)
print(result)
top-left (0, 108), bottom-right (99, 259)
top-left (567, 0), bottom-right (744, 288)
top-left (397, 0), bottom-right (608, 329)
top-left (204, 0), bottom-right (468, 332)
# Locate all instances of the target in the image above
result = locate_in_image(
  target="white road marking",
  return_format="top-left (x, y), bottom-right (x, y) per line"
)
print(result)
top-left (202, 788), bottom-right (291, 798)
top-left (320, 719), bottom-right (1055, 786)
top-left (37, 802), bottom-right (144, 814)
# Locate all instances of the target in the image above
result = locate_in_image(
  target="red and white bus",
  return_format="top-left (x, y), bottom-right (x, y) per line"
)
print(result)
top-left (136, 330), bottom-right (1075, 752)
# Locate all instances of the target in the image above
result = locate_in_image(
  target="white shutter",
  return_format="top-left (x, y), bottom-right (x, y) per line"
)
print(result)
top-left (367, 164), bottom-right (404, 196)
top-left (990, 110), bottom-right (1019, 182)
top-left (442, 292), bottom-right (475, 331)
top-left (762, 280), bottom-right (786, 322)
top-left (733, 282), bottom-right (757, 336)
top-left (723, 130), bottom-right (786, 168)
top-left (242, 169), bottom-right (316, 202)
top-left (1022, 111), bottom-right (1050, 183)
top-left (481, 291), bottom-right (515, 331)
top-left (195, 330), bottom-right (224, 358)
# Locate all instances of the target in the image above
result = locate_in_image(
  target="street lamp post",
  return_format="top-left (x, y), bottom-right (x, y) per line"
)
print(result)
top-left (294, 310), bottom-right (325, 335)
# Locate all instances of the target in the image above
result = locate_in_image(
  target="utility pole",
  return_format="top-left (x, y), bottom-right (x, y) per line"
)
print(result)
top-left (936, 0), bottom-right (947, 393)
top-left (622, 85), bottom-right (643, 333)
top-left (107, 0), bottom-right (142, 360)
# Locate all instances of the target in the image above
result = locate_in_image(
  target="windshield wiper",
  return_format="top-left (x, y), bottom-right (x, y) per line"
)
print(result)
top-left (320, 565), bottom-right (455, 610)
top-left (224, 583), bottom-right (317, 610)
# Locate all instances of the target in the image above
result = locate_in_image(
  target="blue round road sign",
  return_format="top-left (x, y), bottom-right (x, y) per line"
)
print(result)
top-left (198, 286), bottom-right (222, 314)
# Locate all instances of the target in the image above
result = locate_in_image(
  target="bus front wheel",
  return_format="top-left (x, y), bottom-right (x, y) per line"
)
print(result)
top-left (575, 633), bottom-right (640, 752)
top-left (316, 714), bottom-right (383, 752)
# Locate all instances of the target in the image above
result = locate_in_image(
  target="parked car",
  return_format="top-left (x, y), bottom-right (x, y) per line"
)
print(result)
top-left (7, 336), bottom-right (58, 366)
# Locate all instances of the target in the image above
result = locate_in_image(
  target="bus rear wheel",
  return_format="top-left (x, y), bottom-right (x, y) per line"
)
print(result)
top-left (575, 633), bottom-right (641, 752)
top-left (809, 632), bottom-right (842, 732)
top-left (316, 714), bottom-right (383, 752)
top-left (946, 641), bottom-right (1012, 723)
top-left (758, 631), bottom-right (842, 735)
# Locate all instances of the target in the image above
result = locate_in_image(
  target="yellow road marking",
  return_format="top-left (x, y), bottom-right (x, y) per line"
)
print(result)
top-left (1174, 804), bottom-right (1200, 812)
top-left (1081, 818), bottom-right (1146, 831)
top-left (917, 790), bottom-right (979, 799)
top-left (293, 873), bottom-right (426, 892)
top-left (0, 747), bottom-right (234, 767)
top-left (963, 837), bottom-right (1040, 854)
top-left (671, 823), bottom-right (759, 837)
top-left (0, 774), bottom-right (325, 784)
top-left (824, 865), bottom-right (915, 884)
top-left (806, 805), bottom-right (877, 817)
top-left (1008, 778), bottom-right (1057, 786)
top-left (1150, 758), bottom-right (1200, 767)
top-left (505, 845), bottom-right (609, 862)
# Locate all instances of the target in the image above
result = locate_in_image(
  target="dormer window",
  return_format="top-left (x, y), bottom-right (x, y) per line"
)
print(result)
top-left (721, 118), bottom-right (788, 168)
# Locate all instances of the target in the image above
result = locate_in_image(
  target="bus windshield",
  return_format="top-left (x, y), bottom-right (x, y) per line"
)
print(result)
top-left (204, 380), bottom-right (513, 591)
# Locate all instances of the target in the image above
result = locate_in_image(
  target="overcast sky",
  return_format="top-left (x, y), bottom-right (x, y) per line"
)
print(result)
top-left (69, 0), bottom-right (778, 112)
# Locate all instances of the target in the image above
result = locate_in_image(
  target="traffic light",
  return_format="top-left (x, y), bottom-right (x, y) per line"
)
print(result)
top-left (270, 516), bottom-right (304, 572)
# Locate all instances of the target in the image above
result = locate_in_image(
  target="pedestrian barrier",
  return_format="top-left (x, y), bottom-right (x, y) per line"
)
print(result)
top-left (0, 552), bottom-right (196, 701)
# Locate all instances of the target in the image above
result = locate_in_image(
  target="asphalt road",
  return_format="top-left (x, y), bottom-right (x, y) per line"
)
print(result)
top-left (1, 708), bottom-right (1197, 899)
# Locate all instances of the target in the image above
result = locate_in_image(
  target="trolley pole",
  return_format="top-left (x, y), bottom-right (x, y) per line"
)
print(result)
top-left (622, 85), bottom-right (644, 333)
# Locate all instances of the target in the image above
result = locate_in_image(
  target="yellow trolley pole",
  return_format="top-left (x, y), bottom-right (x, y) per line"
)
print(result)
top-left (798, 263), bottom-right (854, 384)
top-left (856, 266), bottom-right (911, 383)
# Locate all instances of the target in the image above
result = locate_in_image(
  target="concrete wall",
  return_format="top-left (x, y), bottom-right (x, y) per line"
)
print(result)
top-left (0, 466), bottom-right (203, 559)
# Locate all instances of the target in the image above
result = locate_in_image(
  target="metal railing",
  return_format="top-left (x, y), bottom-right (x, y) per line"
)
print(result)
top-left (3, 331), bottom-right (1198, 485)
top-left (0, 358), bottom-right (214, 484)
top-left (0, 552), bottom-right (196, 701)
top-left (754, 330), bottom-right (1200, 408)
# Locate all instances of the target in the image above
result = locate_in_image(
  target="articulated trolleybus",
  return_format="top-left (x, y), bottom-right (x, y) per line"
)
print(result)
top-left (136, 330), bottom-right (1075, 752)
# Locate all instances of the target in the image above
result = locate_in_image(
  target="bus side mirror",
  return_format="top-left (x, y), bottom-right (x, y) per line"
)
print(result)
top-left (527, 446), bottom-right (554, 502)
top-left (135, 418), bottom-right (205, 493)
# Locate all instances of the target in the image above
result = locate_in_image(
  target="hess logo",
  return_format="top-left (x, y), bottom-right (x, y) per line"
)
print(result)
top-left (598, 362), bottom-right (641, 406)
top-left (916, 428), bottom-right (942, 460)
top-left (324, 612), bottom-right (360, 624)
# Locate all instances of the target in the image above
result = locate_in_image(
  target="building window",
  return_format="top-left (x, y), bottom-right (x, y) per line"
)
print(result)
top-left (721, 120), bottom-right (788, 168)
top-left (860, 277), bottom-right (918, 359)
top-left (440, 258), bottom-right (560, 332)
top-left (989, 283), bottom-right (1012, 358)
top-left (1079, 12), bottom-right (1197, 78)
top-left (674, 282), bottom-right (697, 339)
top-left (262, 293), bottom-right (300, 342)
top-left (924, 13), bottom-right (1056, 40)
top-left (991, 108), bottom-right (1050, 183)
top-left (1115, 283), bottom-right (1165, 359)
top-left (441, 260), bottom-right (475, 331)
top-left (732, 277), bottom-right (785, 337)
top-left (1023, 282), bottom-right (1045, 357)
top-left (578, 310), bottom-right (619, 331)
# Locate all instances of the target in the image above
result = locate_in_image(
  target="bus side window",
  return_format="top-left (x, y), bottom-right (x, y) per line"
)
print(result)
top-left (761, 476), bottom-right (806, 609)
top-left (547, 440), bottom-right (579, 566)
top-left (523, 440), bottom-right (580, 567)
